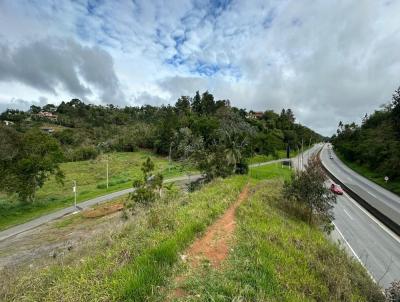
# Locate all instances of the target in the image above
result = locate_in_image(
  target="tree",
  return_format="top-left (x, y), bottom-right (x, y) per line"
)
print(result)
top-left (189, 110), bottom-right (254, 180)
top-left (29, 105), bottom-right (41, 114)
top-left (175, 96), bottom-right (191, 114)
top-left (191, 91), bottom-right (202, 114)
top-left (391, 86), bottom-right (400, 137)
top-left (0, 127), bottom-right (64, 202)
top-left (128, 157), bottom-right (163, 206)
top-left (283, 155), bottom-right (337, 232)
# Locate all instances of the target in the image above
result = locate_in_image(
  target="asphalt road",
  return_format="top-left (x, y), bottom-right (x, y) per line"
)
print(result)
top-left (0, 159), bottom-right (287, 242)
top-left (321, 144), bottom-right (400, 227)
top-left (0, 174), bottom-right (201, 242)
top-left (320, 144), bottom-right (400, 288)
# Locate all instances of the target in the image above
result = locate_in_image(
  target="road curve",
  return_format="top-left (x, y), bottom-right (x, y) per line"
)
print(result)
top-left (320, 144), bottom-right (400, 287)
top-left (320, 144), bottom-right (400, 232)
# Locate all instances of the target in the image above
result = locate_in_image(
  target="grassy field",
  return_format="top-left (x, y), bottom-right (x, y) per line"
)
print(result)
top-left (249, 162), bottom-right (292, 181)
top-left (0, 164), bottom-right (383, 301)
top-left (0, 151), bottom-right (192, 231)
top-left (336, 152), bottom-right (400, 197)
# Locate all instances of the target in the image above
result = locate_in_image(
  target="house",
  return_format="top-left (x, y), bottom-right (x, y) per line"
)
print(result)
top-left (246, 111), bottom-right (264, 120)
top-left (37, 111), bottom-right (58, 121)
top-left (3, 120), bottom-right (14, 126)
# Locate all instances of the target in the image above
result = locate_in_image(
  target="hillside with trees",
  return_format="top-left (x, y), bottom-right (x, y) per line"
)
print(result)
top-left (332, 86), bottom-right (400, 193)
top-left (0, 91), bottom-right (321, 201)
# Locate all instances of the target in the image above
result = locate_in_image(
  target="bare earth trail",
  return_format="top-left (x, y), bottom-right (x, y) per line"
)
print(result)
top-left (170, 184), bottom-right (250, 299)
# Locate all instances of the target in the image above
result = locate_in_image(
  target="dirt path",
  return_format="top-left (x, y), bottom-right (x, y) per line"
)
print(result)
top-left (170, 184), bottom-right (250, 299)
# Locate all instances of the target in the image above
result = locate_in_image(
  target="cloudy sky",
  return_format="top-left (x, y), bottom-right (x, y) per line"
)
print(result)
top-left (0, 0), bottom-right (399, 135)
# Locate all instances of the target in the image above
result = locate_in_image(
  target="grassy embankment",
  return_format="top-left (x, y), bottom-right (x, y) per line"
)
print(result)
top-left (0, 163), bottom-right (382, 301)
top-left (336, 152), bottom-right (400, 197)
top-left (0, 151), bottom-right (192, 231)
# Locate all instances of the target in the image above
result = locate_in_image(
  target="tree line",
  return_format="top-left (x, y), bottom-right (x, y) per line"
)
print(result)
top-left (332, 86), bottom-right (400, 180)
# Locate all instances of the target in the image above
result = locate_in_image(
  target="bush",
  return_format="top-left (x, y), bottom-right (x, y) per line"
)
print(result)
top-left (283, 155), bottom-right (336, 232)
top-left (386, 280), bottom-right (400, 302)
top-left (67, 146), bottom-right (98, 161)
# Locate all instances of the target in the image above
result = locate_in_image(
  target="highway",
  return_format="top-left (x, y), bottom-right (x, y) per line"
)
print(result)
top-left (320, 144), bottom-right (400, 288)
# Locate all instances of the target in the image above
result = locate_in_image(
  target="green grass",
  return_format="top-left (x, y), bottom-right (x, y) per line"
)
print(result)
top-left (249, 162), bottom-right (292, 181)
top-left (336, 152), bottom-right (400, 197)
top-left (1, 176), bottom-right (247, 301)
top-left (0, 151), bottom-right (193, 231)
top-left (156, 179), bottom-right (383, 301)
top-left (248, 147), bottom-right (311, 165)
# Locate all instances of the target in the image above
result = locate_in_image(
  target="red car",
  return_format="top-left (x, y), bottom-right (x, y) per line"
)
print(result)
top-left (330, 183), bottom-right (343, 195)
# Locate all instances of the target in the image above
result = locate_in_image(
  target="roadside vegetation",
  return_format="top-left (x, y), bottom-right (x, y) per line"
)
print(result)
top-left (332, 86), bottom-right (400, 196)
top-left (336, 152), bottom-right (400, 196)
top-left (0, 164), bottom-right (383, 301)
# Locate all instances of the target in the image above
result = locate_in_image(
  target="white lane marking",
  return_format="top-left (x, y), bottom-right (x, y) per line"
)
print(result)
top-left (343, 191), bottom-right (400, 245)
top-left (332, 222), bottom-right (377, 283)
top-left (343, 209), bottom-right (353, 220)
top-left (366, 191), bottom-right (378, 198)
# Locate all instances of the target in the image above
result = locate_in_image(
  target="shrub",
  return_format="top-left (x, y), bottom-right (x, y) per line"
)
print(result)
top-left (68, 146), bottom-right (98, 161)
top-left (386, 280), bottom-right (400, 302)
top-left (284, 155), bottom-right (336, 232)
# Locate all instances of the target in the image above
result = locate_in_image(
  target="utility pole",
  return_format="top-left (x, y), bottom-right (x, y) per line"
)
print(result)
top-left (72, 180), bottom-right (77, 208)
top-left (106, 155), bottom-right (109, 189)
top-left (168, 143), bottom-right (172, 172)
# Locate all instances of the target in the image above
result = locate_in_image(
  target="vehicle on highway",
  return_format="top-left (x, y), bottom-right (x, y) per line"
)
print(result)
top-left (330, 183), bottom-right (343, 195)
top-left (329, 155), bottom-right (333, 159)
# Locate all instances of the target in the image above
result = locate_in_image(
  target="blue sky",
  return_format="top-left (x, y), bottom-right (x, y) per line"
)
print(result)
top-left (0, 0), bottom-right (400, 135)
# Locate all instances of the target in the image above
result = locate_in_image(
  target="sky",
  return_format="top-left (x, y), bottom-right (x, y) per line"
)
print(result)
top-left (0, 0), bottom-right (400, 136)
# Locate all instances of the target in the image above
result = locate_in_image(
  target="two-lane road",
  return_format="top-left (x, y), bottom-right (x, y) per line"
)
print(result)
top-left (320, 145), bottom-right (400, 287)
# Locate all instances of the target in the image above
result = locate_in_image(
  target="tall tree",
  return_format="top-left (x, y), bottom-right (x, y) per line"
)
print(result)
top-left (175, 96), bottom-right (191, 114)
top-left (0, 127), bottom-right (64, 202)
top-left (191, 91), bottom-right (202, 114)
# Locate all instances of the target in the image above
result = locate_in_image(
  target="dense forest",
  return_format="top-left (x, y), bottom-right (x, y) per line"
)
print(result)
top-left (0, 91), bottom-right (321, 201)
top-left (332, 86), bottom-right (400, 181)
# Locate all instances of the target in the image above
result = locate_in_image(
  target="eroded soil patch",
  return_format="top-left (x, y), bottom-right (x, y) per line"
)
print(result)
top-left (170, 184), bottom-right (249, 299)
